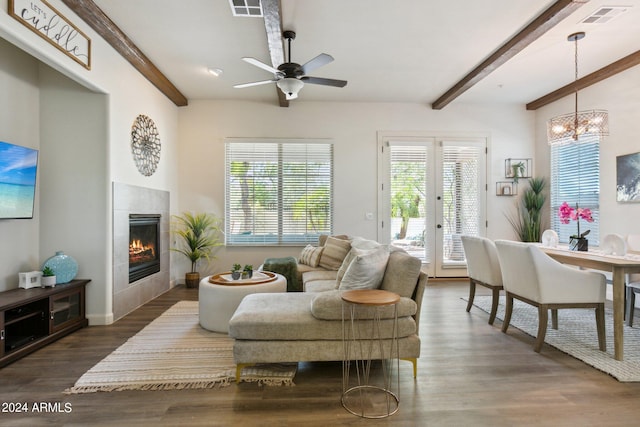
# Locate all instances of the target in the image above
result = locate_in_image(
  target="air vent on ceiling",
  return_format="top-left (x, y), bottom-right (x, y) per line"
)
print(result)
top-left (229, 0), bottom-right (263, 17)
top-left (581, 6), bottom-right (629, 24)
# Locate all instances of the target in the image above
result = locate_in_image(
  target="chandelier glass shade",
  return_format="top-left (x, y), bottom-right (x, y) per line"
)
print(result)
top-left (547, 109), bottom-right (609, 145)
top-left (547, 32), bottom-right (609, 145)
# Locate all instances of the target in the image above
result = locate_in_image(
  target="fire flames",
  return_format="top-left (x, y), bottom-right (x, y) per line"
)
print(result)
top-left (129, 239), bottom-right (156, 264)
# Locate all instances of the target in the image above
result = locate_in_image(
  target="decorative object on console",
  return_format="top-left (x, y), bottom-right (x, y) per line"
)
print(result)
top-left (547, 32), bottom-right (609, 145)
top-left (19, 271), bottom-right (42, 289)
top-left (171, 212), bottom-right (223, 288)
top-left (42, 251), bottom-right (78, 284)
top-left (558, 201), bottom-right (593, 251)
top-left (41, 266), bottom-right (56, 287)
top-left (616, 152), bottom-right (640, 203)
top-left (131, 114), bottom-right (161, 176)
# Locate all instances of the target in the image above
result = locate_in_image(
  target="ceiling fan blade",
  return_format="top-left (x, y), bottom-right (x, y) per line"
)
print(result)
top-left (301, 76), bottom-right (347, 88)
top-left (241, 57), bottom-right (281, 75)
top-left (234, 79), bottom-right (278, 89)
top-left (301, 53), bottom-right (334, 75)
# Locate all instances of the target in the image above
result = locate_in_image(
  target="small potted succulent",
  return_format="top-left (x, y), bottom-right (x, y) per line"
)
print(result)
top-left (242, 264), bottom-right (253, 279)
top-left (231, 263), bottom-right (242, 280)
top-left (42, 266), bottom-right (56, 287)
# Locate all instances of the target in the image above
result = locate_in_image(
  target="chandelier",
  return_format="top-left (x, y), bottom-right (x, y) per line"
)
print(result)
top-left (547, 32), bottom-right (609, 145)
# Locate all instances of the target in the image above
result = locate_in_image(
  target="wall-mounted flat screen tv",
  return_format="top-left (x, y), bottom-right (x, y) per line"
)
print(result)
top-left (0, 141), bottom-right (38, 219)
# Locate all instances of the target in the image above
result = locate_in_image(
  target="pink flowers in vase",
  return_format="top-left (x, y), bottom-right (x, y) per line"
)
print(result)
top-left (558, 202), bottom-right (593, 238)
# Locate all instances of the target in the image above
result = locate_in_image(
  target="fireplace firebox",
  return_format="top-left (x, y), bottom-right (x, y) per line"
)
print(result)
top-left (129, 214), bottom-right (161, 283)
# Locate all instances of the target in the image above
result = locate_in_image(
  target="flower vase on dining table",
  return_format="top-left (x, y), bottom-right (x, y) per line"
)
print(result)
top-left (569, 236), bottom-right (588, 251)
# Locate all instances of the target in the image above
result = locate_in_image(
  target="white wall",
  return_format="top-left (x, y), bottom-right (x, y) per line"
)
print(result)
top-left (0, 0), bottom-right (181, 323)
top-left (178, 100), bottom-right (536, 276)
top-left (38, 64), bottom-right (110, 322)
top-left (0, 38), bottom-right (40, 290)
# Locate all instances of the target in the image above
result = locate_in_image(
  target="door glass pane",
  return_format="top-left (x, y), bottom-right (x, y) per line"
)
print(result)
top-left (389, 146), bottom-right (428, 262)
top-left (441, 144), bottom-right (482, 266)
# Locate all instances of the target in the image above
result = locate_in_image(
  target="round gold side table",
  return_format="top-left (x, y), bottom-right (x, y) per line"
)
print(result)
top-left (341, 289), bottom-right (400, 418)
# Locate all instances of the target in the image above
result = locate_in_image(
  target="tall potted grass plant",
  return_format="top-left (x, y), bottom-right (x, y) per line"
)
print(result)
top-left (171, 212), bottom-right (223, 288)
top-left (507, 177), bottom-right (546, 242)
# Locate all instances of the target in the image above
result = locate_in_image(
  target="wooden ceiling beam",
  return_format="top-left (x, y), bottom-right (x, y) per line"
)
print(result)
top-left (526, 49), bottom-right (640, 110)
top-left (431, 0), bottom-right (588, 110)
top-left (60, 0), bottom-right (188, 107)
top-left (261, 0), bottom-right (288, 107)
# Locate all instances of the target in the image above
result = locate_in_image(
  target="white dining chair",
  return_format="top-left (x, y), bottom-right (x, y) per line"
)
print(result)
top-left (625, 234), bottom-right (640, 327)
top-left (461, 235), bottom-right (503, 325)
top-left (495, 240), bottom-right (606, 353)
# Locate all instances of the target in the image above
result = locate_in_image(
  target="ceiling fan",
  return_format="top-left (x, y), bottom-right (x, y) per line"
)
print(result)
top-left (234, 30), bottom-right (347, 100)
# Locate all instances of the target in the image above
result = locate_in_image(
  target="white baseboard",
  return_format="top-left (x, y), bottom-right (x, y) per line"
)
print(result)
top-left (87, 313), bottom-right (114, 326)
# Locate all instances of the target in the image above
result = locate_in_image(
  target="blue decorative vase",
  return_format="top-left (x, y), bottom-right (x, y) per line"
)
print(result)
top-left (43, 251), bottom-right (78, 284)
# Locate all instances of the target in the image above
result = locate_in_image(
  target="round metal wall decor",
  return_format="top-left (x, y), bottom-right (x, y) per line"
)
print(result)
top-left (131, 114), bottom-right (161, 176)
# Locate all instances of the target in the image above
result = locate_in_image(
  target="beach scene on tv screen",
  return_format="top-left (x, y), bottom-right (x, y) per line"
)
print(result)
top-left (0, 141), bottom-right (38, 219)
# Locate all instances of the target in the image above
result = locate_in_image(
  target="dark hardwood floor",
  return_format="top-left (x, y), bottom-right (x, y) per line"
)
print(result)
top-left (2, 281), bottom-right (640, 426)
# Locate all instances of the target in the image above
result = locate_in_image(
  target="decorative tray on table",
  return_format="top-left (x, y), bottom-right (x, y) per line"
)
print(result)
top-left (208, 271), bottom-right (277, 286)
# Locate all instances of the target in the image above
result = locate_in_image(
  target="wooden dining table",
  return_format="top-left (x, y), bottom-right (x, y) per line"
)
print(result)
top-left (540, 246), bottom-right (640, 361)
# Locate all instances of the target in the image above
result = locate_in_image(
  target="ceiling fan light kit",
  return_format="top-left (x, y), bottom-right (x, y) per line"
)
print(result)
top-left (233, 30), bottom-right (347, 101)
top-left (277, 77), bottom-right (304, 99)
top-left (547, 32), bottom-right (609, 145)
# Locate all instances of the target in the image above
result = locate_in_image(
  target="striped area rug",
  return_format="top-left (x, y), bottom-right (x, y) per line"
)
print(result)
top-left (65, 301), bottom-right (296, 393)
top-left (471, 295), bottom-right (640, 382)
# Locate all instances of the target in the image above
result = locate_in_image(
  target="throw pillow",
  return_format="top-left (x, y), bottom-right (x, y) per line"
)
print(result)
top-left (380, 251), bottom-right (422, 297)
top-left (339, 247), bottom-right (390, 290)
top-left (319, 236), bottom-right (352, 270)
top-left (298, 245), bottom-right (323, 267)
top-left (335, 249), bottom-right (357, 287)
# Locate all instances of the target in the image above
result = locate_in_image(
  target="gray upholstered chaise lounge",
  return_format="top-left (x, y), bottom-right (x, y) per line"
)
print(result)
top-left (228, 247), bottom-right (427, 381)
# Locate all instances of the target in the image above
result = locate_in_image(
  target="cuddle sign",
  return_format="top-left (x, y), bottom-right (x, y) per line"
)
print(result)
top-left (9, 0), bottom-right (91, 69)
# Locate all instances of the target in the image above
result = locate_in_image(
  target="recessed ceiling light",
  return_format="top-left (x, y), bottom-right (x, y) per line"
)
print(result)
top-left (208, 68), bottom-right (223, 77)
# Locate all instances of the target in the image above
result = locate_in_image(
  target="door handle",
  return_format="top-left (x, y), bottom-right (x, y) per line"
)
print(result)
top-left (437, 224), bottom-right (442, 229)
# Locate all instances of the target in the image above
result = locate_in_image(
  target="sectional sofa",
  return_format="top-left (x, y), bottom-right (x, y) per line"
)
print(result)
top-left (228, 236), bottom-right (427, 381)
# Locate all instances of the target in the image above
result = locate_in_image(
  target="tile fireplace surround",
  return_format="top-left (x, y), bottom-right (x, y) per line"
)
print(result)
top-left (113, 182), bottom-right (170, 321)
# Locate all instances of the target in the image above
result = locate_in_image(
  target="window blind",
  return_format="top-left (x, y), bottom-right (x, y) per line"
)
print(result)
top-left (441, 143), bottom-right (482, 262)
top-left (550, 135), bottom-right (600, 244)
top-left (225, 140), bottom-right (333, 245)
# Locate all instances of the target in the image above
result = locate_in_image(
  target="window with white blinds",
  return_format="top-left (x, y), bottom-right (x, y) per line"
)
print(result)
top-left (550, 135), bottom-right (600, 245)
top-left (225, 140), bottom-right (333, 245)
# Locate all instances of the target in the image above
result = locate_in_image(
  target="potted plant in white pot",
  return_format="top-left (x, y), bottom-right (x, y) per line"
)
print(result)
top-left (42, 266), bottom-right (56, 287)
top-left (171, 212), bottom-right (223, 288)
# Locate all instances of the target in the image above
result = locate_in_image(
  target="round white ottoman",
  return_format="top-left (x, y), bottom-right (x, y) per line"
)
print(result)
top-left (199, 273), bottom-right (286, 333)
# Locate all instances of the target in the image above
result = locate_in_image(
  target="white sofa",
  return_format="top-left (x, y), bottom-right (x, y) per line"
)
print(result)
top-left (228, 238), bottom-right (427, 381)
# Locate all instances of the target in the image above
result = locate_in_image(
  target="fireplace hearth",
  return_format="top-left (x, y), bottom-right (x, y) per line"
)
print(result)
top-left (129, 214), bottom-right (161, 283)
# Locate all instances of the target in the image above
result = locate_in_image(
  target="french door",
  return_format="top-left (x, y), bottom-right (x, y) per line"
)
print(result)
top-left (378, 134), bottom-right (487, 277)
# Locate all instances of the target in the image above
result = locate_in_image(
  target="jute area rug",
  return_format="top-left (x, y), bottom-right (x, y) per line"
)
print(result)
top-left (471, 295), bottom-right (640, 382)
top-left (65, 301), bottom-right (296, 393)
